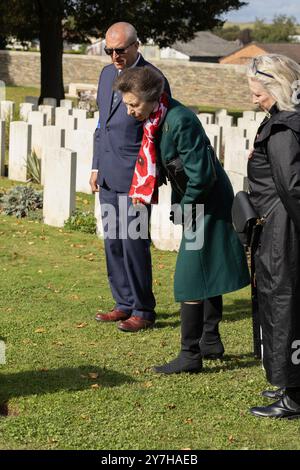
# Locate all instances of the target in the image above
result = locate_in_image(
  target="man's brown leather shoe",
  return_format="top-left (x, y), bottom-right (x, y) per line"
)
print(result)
top-left (118, 316), bottom-right (154, 332)
top-left (95, 309), bottom-right (130, 322)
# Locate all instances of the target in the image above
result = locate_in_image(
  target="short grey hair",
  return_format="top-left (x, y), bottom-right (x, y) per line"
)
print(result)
top-left (114, 66), bottom-right (164, 102)
top-left (247, 54), bottom-right (300, 111)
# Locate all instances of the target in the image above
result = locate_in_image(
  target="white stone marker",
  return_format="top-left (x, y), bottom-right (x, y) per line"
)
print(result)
top-left (0, 120), bottom-right (5, 176)
top-left (40, 127), bottom-right (66, 185)
top-left (25, 96), bottom-right (39, 110)
top-left (38, 105), bottom-right (55, 125)
top-left (65, 129), bottom-right (93, 193)
top-left (43, 147), bottom-right (77, 227)
top-left (43, 97), bottom-right (57, 107)
top-left (55, 107), bottom-right (72, 128)
top-left (94, 193), bottom-right (103, 238)
top-left (0, 81), bottom-right (6, 102)
top-left (255, 111), bottom-right (266, 124)
top-left (80, 117), bottom-right (98, 133)
top-left (243, 110), bottom-right (256, 120)
top-left (19, 103), bottom-right (34, 121)
top-left (8, 121), bottom-right (32, 182)
top-left (72, 109), bottom-right (88, 129)
top-left (197, 113), bottom-right (214, 125)
top-left (201, 122), bottom-right (222, 159)
top-left (28, 111), bottom-right (47, 159)
top-left (151, 182), bottom-right (182, 251)
top-left (60, 99), bottom-right (73, 109)
top-left (0, 101), bottom-right (15, 120)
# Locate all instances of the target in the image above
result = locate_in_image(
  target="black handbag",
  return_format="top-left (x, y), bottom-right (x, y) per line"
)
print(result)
top-left (232, 191), bottom-right (258, 247)
top-left (232, 191), bottom-right (281, 249)
top-left (165, 144), bottom-right (217, 197)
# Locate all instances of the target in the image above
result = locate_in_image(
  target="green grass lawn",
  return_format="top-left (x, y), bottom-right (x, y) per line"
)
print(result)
top-left (1, 179), bottom-right (300, 450)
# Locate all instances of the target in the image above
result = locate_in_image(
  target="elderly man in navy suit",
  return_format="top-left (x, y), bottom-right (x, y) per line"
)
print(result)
top-left (90, 22), bottom-right (171, 332)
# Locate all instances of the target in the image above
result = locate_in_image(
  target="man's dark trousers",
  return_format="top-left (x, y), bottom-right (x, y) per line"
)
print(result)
top-left (100, 184), bottom-right (156, 322)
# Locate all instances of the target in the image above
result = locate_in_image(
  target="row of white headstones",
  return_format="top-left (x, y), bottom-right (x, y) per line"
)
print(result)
top-left (0, 99), bottom-right (265, 251)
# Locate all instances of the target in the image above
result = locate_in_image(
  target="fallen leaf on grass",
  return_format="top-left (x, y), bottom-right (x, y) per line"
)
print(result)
top-left (88, 372), bottom-right (99, 380)
top-left (143, 381), bottom-right (153, 388)
top-left (90, 384), bottom-right (101, 389)
top-left (76, 322), bottom-right (88, 328)
top-left (184, 418), bottom-right (193, 424)
top-left (166, 404), bottom-right (176, 409)
top-left (228, 435), bottom-right (235, 443)
top-left (35, 327), bottom-right (46, 333)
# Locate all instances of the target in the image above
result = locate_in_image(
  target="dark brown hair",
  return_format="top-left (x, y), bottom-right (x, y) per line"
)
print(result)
top-left (114, 66), bottom-right (164, 102)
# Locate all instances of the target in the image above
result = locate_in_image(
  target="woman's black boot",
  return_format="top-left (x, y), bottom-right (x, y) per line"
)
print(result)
top-left (199, 296), bottom-right (225, 359)
top-left (154, 302), bottom-right (203, 374)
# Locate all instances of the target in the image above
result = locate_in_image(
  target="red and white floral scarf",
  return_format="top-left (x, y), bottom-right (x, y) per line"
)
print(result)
top-left (129, 92), bottom-right (169, 204)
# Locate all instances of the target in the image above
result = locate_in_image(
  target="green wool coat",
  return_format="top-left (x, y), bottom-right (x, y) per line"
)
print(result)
top-left (158, 98), bottom-right (250, 301)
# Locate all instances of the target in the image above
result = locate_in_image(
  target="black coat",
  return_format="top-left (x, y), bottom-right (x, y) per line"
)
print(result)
top-left (248, 105), bottom-right (300, 387)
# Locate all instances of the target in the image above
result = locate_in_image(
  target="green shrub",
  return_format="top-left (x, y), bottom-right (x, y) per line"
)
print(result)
top-left (64, 210), bottom-right (97, 234)
top-left (0, 185), bottom-right (43, 218)
top-left (26, 151), bottom-right (41, 184)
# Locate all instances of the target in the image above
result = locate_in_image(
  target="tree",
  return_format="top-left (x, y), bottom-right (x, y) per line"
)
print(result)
top-left (252, 15), bottom-right (297, 43)
top-left (0, 0), bottom-right (247, 103)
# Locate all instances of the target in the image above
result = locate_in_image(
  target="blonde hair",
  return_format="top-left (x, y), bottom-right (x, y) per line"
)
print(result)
top-left (247, 54), bottom-right (300, 111)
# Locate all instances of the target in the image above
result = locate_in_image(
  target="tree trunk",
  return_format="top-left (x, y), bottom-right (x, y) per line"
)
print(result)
top-left (37, 0), bottom-right (64, 105)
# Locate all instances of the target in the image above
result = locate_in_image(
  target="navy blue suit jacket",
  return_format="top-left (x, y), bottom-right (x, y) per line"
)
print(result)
top-left (92, 55), bottom-right (171, 193)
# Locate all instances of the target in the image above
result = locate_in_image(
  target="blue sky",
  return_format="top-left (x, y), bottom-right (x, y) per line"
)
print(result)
top-left (223, 0), bottom-right (300, 23)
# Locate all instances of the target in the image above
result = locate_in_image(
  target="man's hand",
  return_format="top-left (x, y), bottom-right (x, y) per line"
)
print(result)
top-left (89, 172), bottom-right (99, 193)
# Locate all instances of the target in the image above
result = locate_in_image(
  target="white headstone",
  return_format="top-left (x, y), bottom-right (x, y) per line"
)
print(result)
top-left (94, 111), bottom-right (99, 121)
top-left (8, 121), bottom-right (32, 182)
top-left (43, 148), bottom-right (77, 227)
top-left (224, 132), bottom-right (249, 176)
top-left (72, 109), bottom-right (88, 129)
top-left (0, 81), bottom-right (6, 102)
top-left (43, 97), bottom-right (57, 107)
top-left (28, 111), bottom-right (47, 158)
top-left (55, 107), bottom-right (72, 128)
top-left (38, 105), bottom-right (55, 125)
top-left (0, 100), bottom-right (15, 120)
top-left (226, 170), bottom-right (248, 194)
top-left (25, 96), bottom-right (39, 110)
top-left (60, 99), bottom-right (73, 109)
top-left (19, 102), bottom-right (34, 121)
top-left (197, 113), bottom-right (214, 125)
top-left (243, 110), bottom-right (256, 120)
top-left (0, 120), bottom-right (5, 176)
top-left (255, 111), bottom-right (266, 124)
top-left (80, 117), bottom-right (98, 133)
top-left (217, 114), bottom-right (234, 128)
top-left (94, 193), bottom-right (103, 238)
top-left (65, 129), bottom-right (93, 193)
top-left (201, 123), bottom-right (222, 159)
top-left (151, 182), bottom-right (182, 251)
top-left (40, 127), bottom-right (65, 185)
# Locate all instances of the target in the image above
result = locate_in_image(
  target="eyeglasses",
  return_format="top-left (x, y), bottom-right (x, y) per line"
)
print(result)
top-left (252, 58), bottom-right (274, 79)
top-left (104, 41), bottom-right (136, 56)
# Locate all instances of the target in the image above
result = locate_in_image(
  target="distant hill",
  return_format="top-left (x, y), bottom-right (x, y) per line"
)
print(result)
top-left (223, 21), bottom-right (300, 34)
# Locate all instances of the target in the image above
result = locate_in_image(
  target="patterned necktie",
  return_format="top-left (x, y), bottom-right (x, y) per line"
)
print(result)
top-left (111, 70), bottom-right (121, 110)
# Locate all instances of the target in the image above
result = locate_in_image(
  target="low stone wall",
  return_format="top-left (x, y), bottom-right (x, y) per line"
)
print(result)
top-left (0, 50), bottom-right (253, 109)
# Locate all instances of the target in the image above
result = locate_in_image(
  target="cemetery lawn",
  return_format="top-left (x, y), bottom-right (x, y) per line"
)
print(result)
top-left (1, 180), bottom-right (300, 450)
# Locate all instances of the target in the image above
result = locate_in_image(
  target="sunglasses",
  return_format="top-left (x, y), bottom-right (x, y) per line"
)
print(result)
top-left (104, 41), bottom-right (136, 56)
top-left (252, 58), bottom-right (274, 79)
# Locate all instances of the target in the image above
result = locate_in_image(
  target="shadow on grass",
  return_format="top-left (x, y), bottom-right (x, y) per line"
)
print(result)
top-left (0, 365), bottom-right (135, 414)
top-left (154, 311), bottom-right (180, 329)
top-left (223, 298), bottom-right (252, 322)
top-left (203, 352), bottom-right (259, 373)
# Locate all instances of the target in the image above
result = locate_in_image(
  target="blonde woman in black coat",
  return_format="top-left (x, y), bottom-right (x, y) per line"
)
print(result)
top-left (247, 54), bottom-right (300, 419)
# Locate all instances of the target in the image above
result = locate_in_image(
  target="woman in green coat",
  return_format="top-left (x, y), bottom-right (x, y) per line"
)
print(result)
top-left (114, 66), bottom-right (250, 374)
